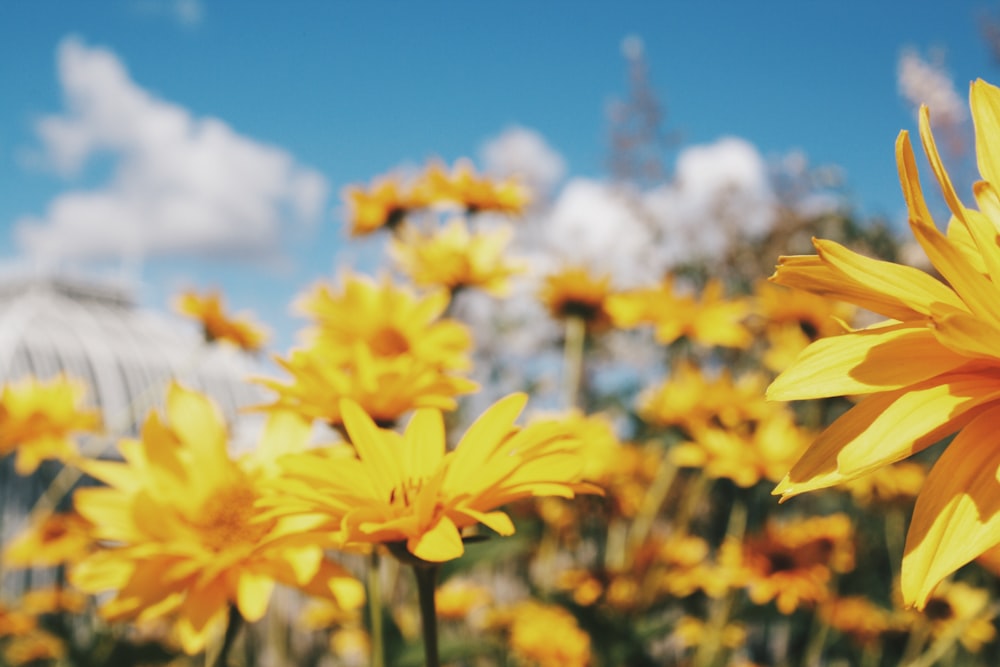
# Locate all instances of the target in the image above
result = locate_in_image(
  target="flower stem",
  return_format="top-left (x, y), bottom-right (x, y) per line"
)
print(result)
top-left (562, 315), bottom-right (586, 410)
top-left (212, 604), bottom-right (244, 667)
top-left (368, 552), bottom-right (385, 667)
top-left (414, 564), bottom-right (441, 667)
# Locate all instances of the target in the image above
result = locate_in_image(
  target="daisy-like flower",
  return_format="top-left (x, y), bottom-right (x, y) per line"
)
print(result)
top-left (174, 289), bottom-right (269, 353)
top-left (538, 266), bottom-right (615, 330)
top-left (258, 344), bottom-right (477, 427)
top-left (638, 362), bottom-right (776, 431)
top-left (389, 218), bottom-right (524, 297)
top-left (0, 375), bottom-right (101, 475)
top-left (727, 514), bottom-right (855, 615)
top-left (70, 384), bottom-right (363, 655)
top-left (342, 175), bottom-right (428, 237)
top-left (489, 601), bottom-right (590, 667)
top-left (767, 79), bottom-right (1000, 607)
top-left (295, 272), bottom-right (472, 370)
top-left (608, 276), bottom-right (752, 348)
top-left (263, 393), bottom-right (602, 563)
top-left (670, 408), bottom-right (812, 488)
top-left (3, 510), bottom-right (95, 568)
top-left (418, 159), bottom-right (529, 215)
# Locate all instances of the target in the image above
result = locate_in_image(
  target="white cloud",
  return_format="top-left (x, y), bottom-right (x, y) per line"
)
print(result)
top-left (480, 126), bottom-right (566, 199)
top-left (16, 37), bottom-right (328, 266)
top-left (898, 48), bottom-right (964, 130)
top-left (131, 0), bottom-right (204, 27)
top-left (643, 136), bottom-right (777, 266)
top-left (526, 137), bottom-right (776, 285)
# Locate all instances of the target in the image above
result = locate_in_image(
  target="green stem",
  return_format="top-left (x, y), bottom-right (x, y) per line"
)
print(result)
top-left (212, 604), bottom-right (244, 667)
top-left (368, 552), bottom-right (385, 667)
top-left (414, 564), bottom-right (441, 667)
top-left (562, 315), bottom-right (586, 410)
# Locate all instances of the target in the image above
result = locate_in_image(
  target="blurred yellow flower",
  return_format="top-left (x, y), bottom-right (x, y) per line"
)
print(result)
top-left (670, 409), bottom-right (812, 488)
top-left (817, 596), bottom-right (892, 647)
top-left (259, 344), bottom-right (477, 427)
top-left (767, 79), bottom-right (1000, 607)
top-left (731, 514), bottom-right (854, 614)
top-left (342, 175), bottom-right (426, 237)
top-left (1, 630), bottom-right (65, 666)
top-left (493, 601), bottom-right (590, 667)
top-left (638, 362), bottom-right (775, 431)
top-left (916, 580), bottom-right (996, 652)
top-left (418, 159), bottom-right (529, 215)
top-left (263, 394), bottom-right (601, 563)
top-left (174, 289), bottom-right (269, 352)
top-left (0, 375), bottom-right (100, 475)
top-left (389, 218), bottom-right (524, 296)
top-left (843, 461), bottom-right (926, 507)
top-left (18, 588), bottom-right (88, 616)
top-left (295, 272), bottom-right (472, 370)
top-left (539, 265), bottom-right (614, 329)
top-left (608, 276), bottom-right (752, 348)
top-left (70, 384), bottom-right (362, 655)
top-left (4, 510), bottom-right (95, 568)
top-left (434, 577), bottom-right (493, 621)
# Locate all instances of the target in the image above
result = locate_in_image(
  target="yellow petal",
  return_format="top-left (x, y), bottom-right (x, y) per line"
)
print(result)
top-left (915, 108), bottom-right (966, 221)
top-left (446, 393), bottom-right (526, 487)
top-left (814, 239), bottom-right (966, 318)
top-left (404, 408), bottom-right (446, 481)
top-left (968, 182), bottom-right (1000, 284)
top-left (236, 571), bottom-right (275, 622)
top-left (902, 405), bottom-right (1000, 607)
top-left (340, 399), bottom-right (401, 501)
top-left (775, 373), bottom-right (1000, 498)
top-left (767, 323), bottom-right (966, 400)
top-left (166, 383), bottom-right (227, 456)
top-left (930, 307), bottom-right (1000, 360)
top-left (971, 79), bottom-right (1000, 187)
top-left (408, 515), bottom-right (464, 562)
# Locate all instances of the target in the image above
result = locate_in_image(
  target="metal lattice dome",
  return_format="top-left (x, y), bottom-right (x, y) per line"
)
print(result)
top-left (0, 274), bottom-right (267, 435)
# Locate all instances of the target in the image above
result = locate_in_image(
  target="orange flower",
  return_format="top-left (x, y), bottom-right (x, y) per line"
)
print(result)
top-left (0, 375), bottom-right (100, 474)
top-left (174, 289), bottom-right (268, 352)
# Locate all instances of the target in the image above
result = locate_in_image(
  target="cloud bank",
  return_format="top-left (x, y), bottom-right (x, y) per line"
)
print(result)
top-left (16, 37), bottom-right (328, 266)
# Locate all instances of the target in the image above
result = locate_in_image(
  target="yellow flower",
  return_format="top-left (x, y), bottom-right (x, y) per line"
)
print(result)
top-left (70, 384), bottom-right (363, 655)
top-left (818, 596), bottom-right (891, 647)
top-left (915, 581), bottom-right (996, 652)
top-left (389, 218), bottom-right (524, 296)
top-left (608, 276), bottom-right (752, 348)
top-left (341, 175), bottom-right (427, 237)
top-left (638, 362), bottom-right (775, 431)
top-left (0, 375), bottom-right (100, 474)
top-left (418, 159), bottom-right (529, 215)
top-left (492, 601), bottom-right (590, 667)
top-left (18, 588), bottom-right (88, 616)
top-left (670, 409), bottom-right (812, 488)
top-left (434, 577), bottom-right (493, 621)
top-left (767, 79), bottom-right (1000, 607)
top-left (733, 514), bottom-right (854, 614)
top-left (174, 289), bottom-right (269, 352)
top-left (539, 266), bottom-right (614, 329)
top-left (4, 510), bottom-right (95, 568)
top-left (258, 344), bottom-right (477, 427)
top-left (843, 461), bottom-right (926, 507)
top-left (294, 272), bottom-right (472, 370)
top-left (2, 630), bottom-right (65, 666)
top-left (263, 394), bottom-right (602, 563)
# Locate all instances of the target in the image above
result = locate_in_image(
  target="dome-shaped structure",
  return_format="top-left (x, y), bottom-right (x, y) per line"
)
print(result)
top-left (0, 275), bottom-right (266, 435)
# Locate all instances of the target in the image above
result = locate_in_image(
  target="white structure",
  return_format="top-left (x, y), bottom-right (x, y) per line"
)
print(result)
top-left (0, 275), bottom-right (266, 436)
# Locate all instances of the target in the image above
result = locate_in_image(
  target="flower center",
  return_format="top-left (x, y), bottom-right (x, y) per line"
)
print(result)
top-left (389, 477), bottom-right (425, 508)
top-left (369, 327), bottom-right (410, 357)
top-left (195, 482), bottom-right (272, 551)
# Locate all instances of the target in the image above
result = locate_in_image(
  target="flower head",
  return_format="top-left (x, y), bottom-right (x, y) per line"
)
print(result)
top-left (294, 272), bottom-right (472, 370)
top-left (608, 276), bottom-right (752, 348)
top-left (418, 159), bottom-right (529, 215)
top-left (71, 384), bottom-right (362, 654)
top-left (389, 218), bottom-right (524, 296)
top-left (539, 266), bottom-right (614, 329)
top-left (174, 289), bottom-right (269, 352)
top-left (263, 393), bottom-right (602, 563)
top-left (0, 375), bottom-right (100, 475)
top-left (767, 79), bottom-right (1000, 607)
top-left (342, 175), bottom-right (427, 237)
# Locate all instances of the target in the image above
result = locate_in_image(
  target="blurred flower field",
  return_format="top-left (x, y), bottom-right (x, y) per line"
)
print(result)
top-left (6, 63), bottom-right (1000, 667)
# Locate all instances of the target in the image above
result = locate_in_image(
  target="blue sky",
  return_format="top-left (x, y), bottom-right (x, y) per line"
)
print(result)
top-left (1, 1), bottom-right (997, 350)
